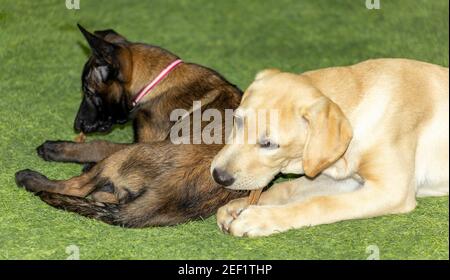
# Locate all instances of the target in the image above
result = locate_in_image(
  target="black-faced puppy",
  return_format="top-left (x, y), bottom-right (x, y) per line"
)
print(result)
top-left (15, 25), bottom-right (246, 227)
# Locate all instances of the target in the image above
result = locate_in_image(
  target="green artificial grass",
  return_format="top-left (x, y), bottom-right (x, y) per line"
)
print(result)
top-left (0, 0), bottom-right (448, 260)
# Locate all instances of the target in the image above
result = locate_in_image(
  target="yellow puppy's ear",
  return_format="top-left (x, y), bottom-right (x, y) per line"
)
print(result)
top-left (254, 68), bottom-right (281, 81)
top-left (301, 97), bottom-right (353, 178)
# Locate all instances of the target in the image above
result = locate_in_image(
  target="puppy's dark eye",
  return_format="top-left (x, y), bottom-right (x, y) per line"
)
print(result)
top-left (84, 90), bottom-right (102, 108)
top-left (91, 94), bottom-right (103, 108)
top-left (85, 90), bottom-right (94, 98)
top-left (259, 139), bottom-right (280, 149)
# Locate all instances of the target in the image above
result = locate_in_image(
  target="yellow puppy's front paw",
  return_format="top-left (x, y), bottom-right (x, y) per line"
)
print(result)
top-left (216, 198), bottom-right (249, 233)
top-left (228, 206), bottom-right (287, 237)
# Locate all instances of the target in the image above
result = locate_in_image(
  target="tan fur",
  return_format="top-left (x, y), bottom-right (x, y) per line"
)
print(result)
top-left (212, 58), bottom-right (449, 237)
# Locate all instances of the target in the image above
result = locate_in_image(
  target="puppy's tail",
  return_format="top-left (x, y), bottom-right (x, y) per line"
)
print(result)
top-left (37, 192), bottom-right (121, 226)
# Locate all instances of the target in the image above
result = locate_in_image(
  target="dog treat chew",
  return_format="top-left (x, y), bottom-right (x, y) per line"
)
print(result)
top-left (247, 189), bottom-right (263, 205)
top-left (75, 132), bottom-right (86, 143)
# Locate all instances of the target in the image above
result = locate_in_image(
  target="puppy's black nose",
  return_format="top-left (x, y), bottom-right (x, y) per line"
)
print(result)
top-left (212, 168), bottom-right (235, 186)
top-left (74, 118), bottom-right (83, 132)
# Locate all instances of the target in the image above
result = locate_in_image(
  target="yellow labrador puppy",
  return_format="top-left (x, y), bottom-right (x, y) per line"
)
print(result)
top-left (211, 58), bottom-right (449, 237)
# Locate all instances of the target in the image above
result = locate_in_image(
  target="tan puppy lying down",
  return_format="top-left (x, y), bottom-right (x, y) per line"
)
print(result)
top-left (211, 58), bottom-right (449, 237)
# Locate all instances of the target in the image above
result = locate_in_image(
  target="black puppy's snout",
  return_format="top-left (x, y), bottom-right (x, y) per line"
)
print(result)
top-left (74, 117), bottom-right (83, 132)
top-left (74, 96), bottom-right (100, 133)
top-left (74, 117), bottom-right (97, 133)
top-left (212, 168), bottom-right (235, 186)
top-left (74, 117), bottom-right (95, 133)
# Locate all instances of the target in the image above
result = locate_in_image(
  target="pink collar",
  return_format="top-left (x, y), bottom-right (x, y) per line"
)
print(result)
top-left (132, 59), bottom-right (183, 107)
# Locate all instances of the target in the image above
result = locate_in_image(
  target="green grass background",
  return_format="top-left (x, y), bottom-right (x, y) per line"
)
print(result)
top-left (0, 0), bottom-right (448, 260)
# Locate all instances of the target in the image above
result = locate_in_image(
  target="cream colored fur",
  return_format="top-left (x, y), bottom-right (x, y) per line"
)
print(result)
top-left (211, 59), bottom-right (449, 237)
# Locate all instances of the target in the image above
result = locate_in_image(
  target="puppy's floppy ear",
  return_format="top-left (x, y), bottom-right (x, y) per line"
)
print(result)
top-left (77, 24), bottom-right (119, 65)
top-left (94, 29), bottom-right (128, 44)
top-left (300, 97), bottom-right (352, 178)
top-left (255, 68), bottom-right (281, 81)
